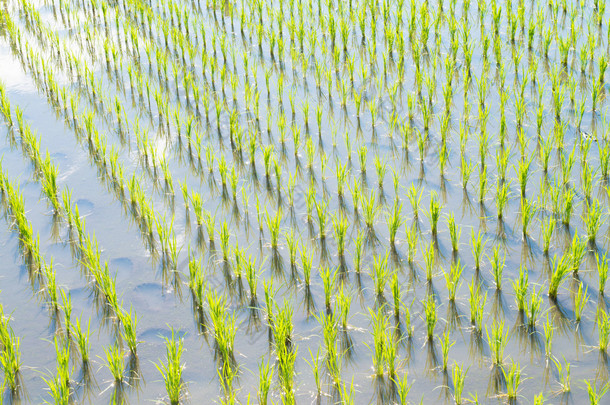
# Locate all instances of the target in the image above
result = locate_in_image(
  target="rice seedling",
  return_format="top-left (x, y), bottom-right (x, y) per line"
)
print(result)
top-left (156, 328), bottom-right (186, 405)
top-left (574, 283), bottom-right (589, 324)
top-left (440, 329), bottom-right (455, 372)
top-left (423, 242), bottom-right (436, 282)
top-left (512, 265), bottom-right (529, 313)
top-left (599, 310), bottom-right (610, 352)
top-left (585, 380), bottom-right (610, 405)
top-left (370, 307), bottom-right (388, 378)
top-left (526, 288), bottom-right (542, 329)
top-left (471, 229), bottom-right (486, 271)
top-left (257, 358), bottom-right (273, 404)
top-left (489, 246), bottom-right (505, 290)
top-left (447, 213), bottom-right (461, 253)
top-left (428, 192), bottom-right (441, 236)
top-left (104, 343), bottom-right (125, 384)
top-left (549, 254), bottom-right (572, 300)
top-left (423, 295), bottom-right (437, 341)
top-left (503, 361), bottom-right (523, 400)
top-left (469, 282), bottom-right (486, 333)
top-left (598, 252), bottom-right (609, 295)
top-left (553, 357), bottom-right (571, 393)
top-left (486, 320), bottom-right (509, 365)
top-left (541, 216), bottom-right (555, 255)
top-left (386, 200), bottom-right (403, 246)
top-left (444, 260), bottom-right (463, 301)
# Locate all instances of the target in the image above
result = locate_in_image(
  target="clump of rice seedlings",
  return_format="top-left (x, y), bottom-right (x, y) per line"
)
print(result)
top-left (0, 323), bottom-right (22, 395)
top-left (423, 295), bottom-right (437, 341)
top-left (374, 156), bottom-right (386, 189)
top-left (486, 320), bottom-right (508, 365)
top-left (469, 281), bottom-right (486, 333)
top-left (407, 185), bottom-right (423, 221)
top-left (553, 357), bottom-right (571, 393)
top-left (337, 286), bottom-right (352, 330)
top-left (599, 311), bottom-right (610, 353)
top-left (549, 254), bottom-right (571, 300)
top-left (541, 216), bottom-right (555, 255)
top-left (384, 325), bottom-right (398, 379)
top-left (72, 316), bottom-right (91, 364)
top-left (265, 208), bottom-right (282, 248)
top-left (156, 328), bottom-right (186, 405)
top-left (44, 336), bottom-right (70, 404)
top-left (423, 242), bottom-right (435, 281)
top-left (405, 223), bottom-right (418, 264)
top-left (104, 343), bottom-right (125, 384)
top-left (520, 198), bottom-right (535, 238)
top-left (489, 245), bottom-right (504, 290)
top-left (385, 265), bottom-right (400, 317)
top-left (362, 190), bottom-right (380, 232)
top-left (257, 358), bottom-right (273, 404)
top-left (503, 361), bottom-right (523, 400)
top-left (119, 307), bottom-right (138, 355)
top-left (353, 231), bottom-right (364, 274)
top-left (495, 181), bottom-right (510, 220)
top-left (512, 265), bottom-right (529, 313)
top-left (574, 283), bottom-right (589, 324)
top-left (321, 266), bottom-right (336, 310)
top-left (452, 362), bottom-right (468, 405)
top-left (447, 213), bottom-right (461, 253)
top-left (191, 192), bottom-right (203, 225)
top-left (313, 201), bottom-right (327, 239)
top-left (585, 380), bottom-right (610, 404)
top-left (583, 200), bottom-right (604, 243)
top-left (568, 234), bottom-right (587, 275)
top-left (471, 230), bottom-right (486, 271)
top-left (440, 329), bottom-right (455, 372)
top-left (444, 260), bottom-right (463, 301)
top-left (515, 158), bottom-right (531, 197)
top-left (370, 307), bottom-right (388, 378)
top-left (598, 252), bottom-right (608, 295)
top-left (386, 200), bottom-right (403, 246)
top-left (527, 288), bottom-right (542, 329)
top-left (393, 372), bottom-right (411, 405)
top-left (428, 192), bottom-right (441, 236)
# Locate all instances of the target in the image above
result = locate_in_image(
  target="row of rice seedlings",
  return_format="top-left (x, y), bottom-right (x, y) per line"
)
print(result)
top-left (9, 0), bottom-right (610, 400)
top-left (39, 0), bottom-right (610, 272)
top-left (0, 85), bottom-right (147, 397)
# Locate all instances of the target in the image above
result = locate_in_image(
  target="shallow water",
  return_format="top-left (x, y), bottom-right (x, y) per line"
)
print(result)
top-left (0, 0), bottom-right (609, 403)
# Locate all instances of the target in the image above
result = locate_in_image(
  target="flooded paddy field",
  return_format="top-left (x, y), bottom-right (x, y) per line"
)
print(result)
top-left (0, 0), bottom-right (609, 403)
